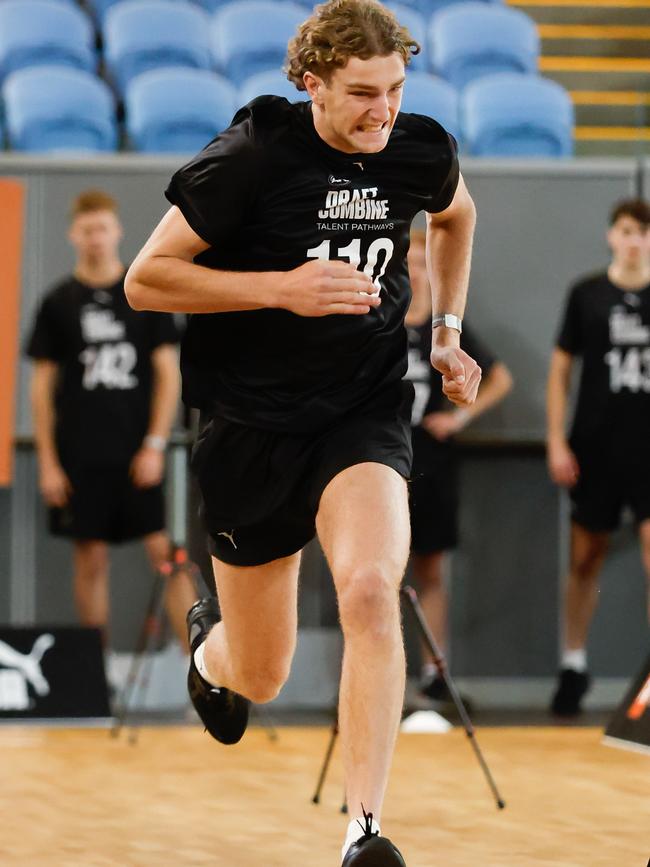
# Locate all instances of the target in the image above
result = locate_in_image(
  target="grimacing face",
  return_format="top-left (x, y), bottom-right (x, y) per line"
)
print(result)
top-left (607, 214), bottom-right (650, 268)
top-left (305, 52), bottom-right (406, 154)
top-left (68, 209), bottom-right (123, 261)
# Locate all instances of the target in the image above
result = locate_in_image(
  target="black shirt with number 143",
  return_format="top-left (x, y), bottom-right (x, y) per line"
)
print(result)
top-left (165, 96), bottom-right (459, 433)
top-left (557, 271), bottom-right (650, 449)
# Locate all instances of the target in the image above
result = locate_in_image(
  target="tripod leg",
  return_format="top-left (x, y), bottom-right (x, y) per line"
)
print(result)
top-left (312, 716), bottom-right (339, 804)
top-left (401, 585), bottom-right (506, 810)
top-left (111, 565), bottom-right (168, 737)
top-left (128, 567), bottom-right (170, 745)
top-left (252, 704), bottom-right (279, 742)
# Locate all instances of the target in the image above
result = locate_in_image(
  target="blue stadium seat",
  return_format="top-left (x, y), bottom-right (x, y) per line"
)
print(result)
top-left (385, 4), bottom-right (429, 72)
top-left (211, 1), bottom-right (307, 85)
top-left (85, 0), bottom-right (120, 25)
top-left (194, 0), bottom-right (241, 10)
top-left (104, 0), bottom-right (211, 97)
top-left (461, 73), bottom-right (574, 157)
top-left (0, 0), bottom-right (96, 83)
top-left (400, 72), bottom-right (460, 139)
top-left (126, 68), bottom-right (238, 153)
top-left (401, 0), bottom-right (502, 14)
top-left (430, 2), bottom-right (539, 90)
top-left (239, 70), bottom-right (310, 105)
top-left (3, 66), bottom-right (117, 152)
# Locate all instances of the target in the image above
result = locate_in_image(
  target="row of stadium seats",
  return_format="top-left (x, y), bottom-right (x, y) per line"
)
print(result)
top-left (1, 65), bottom-right (574, 157)
top-left (0, 0), bottom-right (539, 92)
top-left (35, 0), bottom-right (505, 24)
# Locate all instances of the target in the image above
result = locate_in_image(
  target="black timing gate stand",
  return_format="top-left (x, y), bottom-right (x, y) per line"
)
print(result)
top-left (311, 585), bottom-right (506, 812)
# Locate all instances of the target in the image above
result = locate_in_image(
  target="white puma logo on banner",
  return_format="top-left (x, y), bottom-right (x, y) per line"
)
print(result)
top-left (0, 634), bottom-right (55, 710)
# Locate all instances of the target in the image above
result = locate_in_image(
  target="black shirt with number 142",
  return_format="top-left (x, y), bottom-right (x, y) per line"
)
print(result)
top-left (26, 275), bottom-right (178, 469)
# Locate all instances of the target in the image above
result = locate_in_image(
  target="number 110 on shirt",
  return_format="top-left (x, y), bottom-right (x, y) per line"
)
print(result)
top-left (307, 237), bottom-right (395, 296)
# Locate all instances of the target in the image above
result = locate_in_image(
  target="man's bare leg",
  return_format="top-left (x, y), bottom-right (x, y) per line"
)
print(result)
top-left (73, 540), bottom-right (110, 643)
top-left (411, 551), bottom-right (448, 660)
top-left (638, 519), bottom-right (650, 624)
top-left (564, 522), bottom-right (609, 651)
top-left (201, 553), bottom-right (301, 704)
top-left (552, 521), bottom-right (609, 715)
top-left (317, 462), bottom-right (410, 824)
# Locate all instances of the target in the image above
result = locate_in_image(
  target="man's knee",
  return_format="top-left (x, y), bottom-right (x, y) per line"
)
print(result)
top-left (571, 543), bottom-right (608, 581)
top-left (74, 542), bottom-right (109, 580)
top-left (234, 660), bottom-right (292, 704)
top-left (336, 564), bottom-right (401, 641)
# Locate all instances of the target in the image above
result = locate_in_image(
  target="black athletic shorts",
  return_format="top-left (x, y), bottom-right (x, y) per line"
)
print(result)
top-left (49, 464), bottom-right (166, 543)
top-left (570, 438), bottom-right (650, 532)
top-left (409, 430), bottom-right (459, 555)
top-left (191, 388), bottom-right (413, 567)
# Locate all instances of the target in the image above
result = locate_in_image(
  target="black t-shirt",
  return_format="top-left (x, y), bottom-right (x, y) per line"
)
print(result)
top-left (556, 271), bottom-right (650, 448)
top-left (165, 96), bottom-right (459, 433)
top-left (26, 274), bottom-right (179, 469)
top-left (405, 320), bottom-right (496, 467)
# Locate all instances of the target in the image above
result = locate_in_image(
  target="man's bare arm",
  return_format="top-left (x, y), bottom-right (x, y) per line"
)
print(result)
top-left (547, 347), bottom-right (579, 486)
top-left (425, 173), bottom-right (476, 333)
top-left (146, 343), bottom-right (180, 443)
top-left (425, 174), bottom-right (480, 407)
top-left (130, 343), bottom-right (181, 489)
top-left (30, 360), bottom-right (71, 506)
top-left (423, 361), bottom-right (513, 440)
top-left (125, 206), bottom-right (378, 317)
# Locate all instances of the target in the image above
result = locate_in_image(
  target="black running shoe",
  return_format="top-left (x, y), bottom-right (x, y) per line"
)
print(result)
top-left (420, 673), bottom-right (450, 702)
top-left (550, 668), bottom-right (591, 717)
top-left (186, 597), bottom-right (249, 745)
top-left (420, 674), bottom-right (474, 715)
top-left (342, 810), bottom-right (406, 867)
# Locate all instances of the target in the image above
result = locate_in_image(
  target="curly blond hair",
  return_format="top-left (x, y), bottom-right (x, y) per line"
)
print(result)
top-left (286, 0), bottom-right (420, 90)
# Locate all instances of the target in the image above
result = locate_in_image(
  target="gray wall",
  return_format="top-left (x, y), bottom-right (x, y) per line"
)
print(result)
top-left (462, 160), bottom-right (638, 441)
top-left (1, 155), bottom-right (648, 704)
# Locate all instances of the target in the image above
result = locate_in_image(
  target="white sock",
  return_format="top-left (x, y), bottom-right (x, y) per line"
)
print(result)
top-left (562, 648), bottom-right (587, 672)
top-left (193, 640), bottom-right (221, 688)
top-left (341, 816), bottom-right (381, 862)
top-left (421, 663), bottom-right (437, 680)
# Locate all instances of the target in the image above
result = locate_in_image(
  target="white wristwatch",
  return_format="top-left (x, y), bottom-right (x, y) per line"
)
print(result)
top-left (143, 434), bottom-right (167, 452)
top-left (432, 313), bottom-right (463, 333)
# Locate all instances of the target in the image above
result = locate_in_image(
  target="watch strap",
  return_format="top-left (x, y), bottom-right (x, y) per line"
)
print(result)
top-left (432, 313), bottom-right (463, 333)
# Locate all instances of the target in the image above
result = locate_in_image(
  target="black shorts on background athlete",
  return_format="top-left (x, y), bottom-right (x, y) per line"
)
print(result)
top-left (166, 95), bottom-right (460, 564)
top-left (406, 320), bottom-right (496, 554)
top-left (50, 465), bottom-right (166, 543)
top-left (557, 272), bottom-right (650, 531)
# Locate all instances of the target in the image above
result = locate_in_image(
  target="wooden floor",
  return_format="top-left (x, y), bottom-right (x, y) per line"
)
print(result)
top-left (0, 724), bottom-right (647, 866)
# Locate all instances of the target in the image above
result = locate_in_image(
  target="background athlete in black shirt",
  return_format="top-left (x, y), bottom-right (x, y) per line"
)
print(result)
top-left (27, 190), bottom-right (196, 658)
top-left (547, 197), bottom-right (650, 716)
top-left (126, 3), bottom-right (480, 863)
top-left (405, 229), bottom-right (512, 707)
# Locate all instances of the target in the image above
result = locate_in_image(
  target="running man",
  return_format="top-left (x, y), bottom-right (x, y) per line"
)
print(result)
top-left (547, 197), bottom-right (650, 716)
top-left (125, 1), bottom-right (480, 862)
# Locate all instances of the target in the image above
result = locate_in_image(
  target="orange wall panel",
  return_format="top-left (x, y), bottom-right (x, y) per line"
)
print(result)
top-left (0, 179), bottom-right (25, 486)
